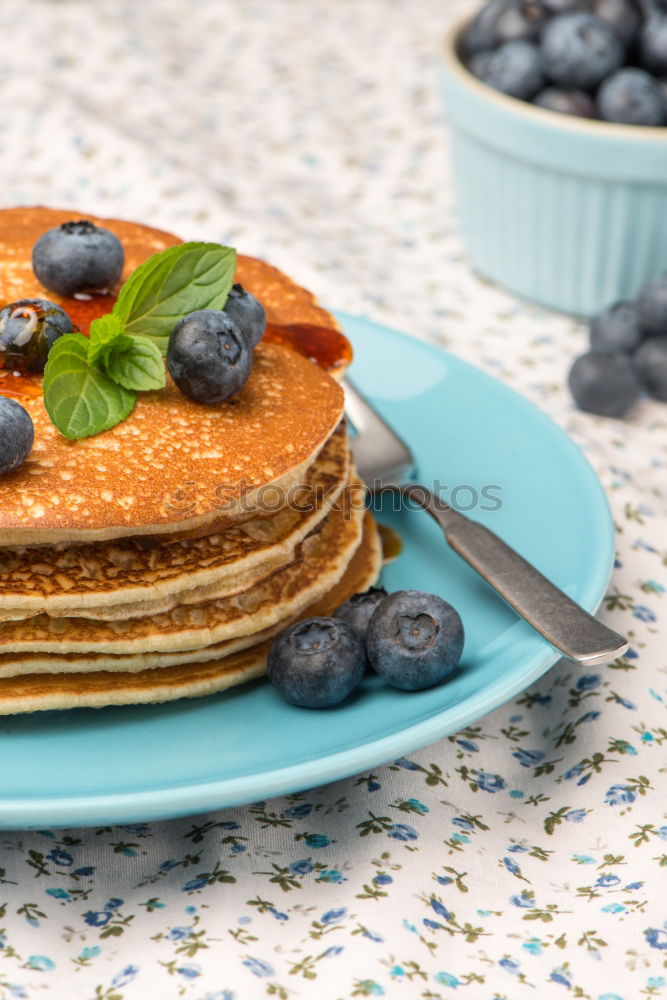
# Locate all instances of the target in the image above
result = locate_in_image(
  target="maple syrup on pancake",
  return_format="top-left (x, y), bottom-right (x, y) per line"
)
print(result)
top-left (378, 523), bottom-right (403, 562)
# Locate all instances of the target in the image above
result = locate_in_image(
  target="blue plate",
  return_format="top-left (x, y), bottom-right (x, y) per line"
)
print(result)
top-left (0, 314), bottom-right (615, 829)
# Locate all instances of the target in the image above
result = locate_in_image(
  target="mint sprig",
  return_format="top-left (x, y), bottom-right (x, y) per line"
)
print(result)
top-left (43, 242), bottom-right (237, 439)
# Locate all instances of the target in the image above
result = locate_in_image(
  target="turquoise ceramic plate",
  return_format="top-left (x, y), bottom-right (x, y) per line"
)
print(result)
top-left (0, 314), bottom-right (615, 830)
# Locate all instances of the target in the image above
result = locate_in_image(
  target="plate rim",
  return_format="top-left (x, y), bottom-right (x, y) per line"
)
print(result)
top-left (0, 312), bottom-right (615, 828)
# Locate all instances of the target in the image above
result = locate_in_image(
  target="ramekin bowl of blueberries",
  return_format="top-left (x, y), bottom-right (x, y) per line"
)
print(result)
top-left (440, 0), bottom-right (667, 316)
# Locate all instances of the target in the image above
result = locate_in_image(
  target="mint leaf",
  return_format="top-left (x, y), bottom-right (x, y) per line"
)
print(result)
top-left (88, 313), bottom-right (132, 365)
top-left (43, 334), bottom-right (135, 440)
top-left (103, 335), bottom-right (166, 392)
top-left (112, 242), bottom-right (236, 354)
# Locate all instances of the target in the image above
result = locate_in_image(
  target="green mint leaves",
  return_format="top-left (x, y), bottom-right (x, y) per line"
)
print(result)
top-left (113, 242), bottom-right (237, 355)
top-left (43, 335), bottom-right (136, 441)
top-left (43, 242), bottom-right (237, 439)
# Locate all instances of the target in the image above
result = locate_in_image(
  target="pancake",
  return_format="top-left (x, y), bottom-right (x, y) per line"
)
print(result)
top-left (0, 481), bottom-right (366, 655)
top-left (0, 423), bottom-right (350, 619)
top-left (0, 513), bottom-right (381, 713)
top-left (0, 207), bottom-right (348, 546)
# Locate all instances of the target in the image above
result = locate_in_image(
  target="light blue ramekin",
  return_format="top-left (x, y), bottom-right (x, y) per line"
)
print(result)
top-left (440, 21), bottom-right (667, 316)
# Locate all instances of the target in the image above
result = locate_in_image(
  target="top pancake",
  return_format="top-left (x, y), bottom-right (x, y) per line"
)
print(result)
top-left (0, 207), bottom-right (345, 545)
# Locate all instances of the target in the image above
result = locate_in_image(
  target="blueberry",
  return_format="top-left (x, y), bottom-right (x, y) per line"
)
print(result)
top-left (32, 220), bottom-right (124, 298)
top-left (534, 86), bottom-right (598, 116)
top-left (333, 586), bottom-right (388, 643)
top-left (633, 337), bottom-right (667, 399)
top-left (589, 301), bottom-right (643, 353)
top-left (599, 68), bottom-right (667, 124)
top-left (637, 271), bottom-right (667, 336)
top-left (592, 0), bottom-right (641, 45)
top-left (267, 617), bottom-right (367, 708)
top-left (640, 14), bottom-right (667, 75)
top-left (0, 299), bottom-right (75, 374)
top-left (167, 309), bottom-right (252, 404)
top-left (223, 283), bottom-right (266, 348)
top-left (366, 590), bottom-right (464, 692)
top-left (470, 40), bottom-right (545, 99)
top-left (0, 397), bottom-right (34, 476)
top-left (541, 13), bottom-right (624, 90)
top-left (568, 351), bottom-right (641, 416)
top-left (463, 1), bottom-right (548, 56)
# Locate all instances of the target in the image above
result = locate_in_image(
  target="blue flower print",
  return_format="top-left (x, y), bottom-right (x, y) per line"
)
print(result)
top-left (550, 966), bottom-right (572, 986)
top-left (563, 764), bottom-right (584, 781)
top-left (633, 605), bottom-right (656, 622)
top-left (74, 866), bottom-right (94, 877)
top-left (576, 674), bottom-right (601, 690)
top-left (177, 963), bottom-right (201, 979)
top-left (45, 888), bottom-right (70, 900)
top-left (512, 749), bottom-right (545, 767)
top-left (111, 966), bottom-right (138, 988)
top-left (430, 898), bottom-right (452, 920)
top-left (319, 869), bottom-right (345, 883)
top-left (82, 910), bottom-right (111, 928)
top-left (498, 957), bottom-right (520, 974)
top-left (105, 898), bottom-right (123, 911)
top-left (219, 822), bottom-right (240, 830)
top-left (434, 971), bottom-right (460, 987)
top-left (503, 857), bottom-right (521, 875)
top-left (405, 798), bottom-right (428, 814)
top-left (159, 859), bottom-right (179, 871)
top-left (321, 908), bottom-right (347, 925)
top-left (564, 809), bottom-right (586, 823)
top-left (46, 849), bottom-right (73, 867)
top-left (388, 823), bottom-right (418, 841)
top-left (373, 873), bottom-right (393, 885)
top-left (523, 938), bottom-right (542, 955)
top-left (579, 711), bottom-right (601, 723)
top-left (304, 834), bottom-right (329, 848)
top-left (605, 784), bottom-right (636, 806)
top-left (283, 804), bottom-right (313, 819)
top-left (393, 757), bottom-right (421, 770)
top-left (243, 957), bottom-right (275, 977)
top-left (451, 817), bottom-right (474, 830)
top-left (595, 874), bottom-right (621, 888)
top-left (456, 739), bottom-right (478, 752)
top-left (510, 892), bottom-right (534, 908)
top-left (182, 876), bottom-right (209, 892)
top-left (79, 947), bottom-right (100, 960)
top-left (268, 907), bottom-right (288, 921)
top-left (230, 844), bottom-right (246, 855)
top-left (658, 827), bottom-right (667, 841)
top-left (476, 772), bottom-right (507, 793)
top-left (624, 881), bottom-right (643, 890)
top-left (166, 927), bottom-right (190, 941)
top-left (26, 956), bottom-right (55, 972)
top-left (321, 945), bottom-right (344, 958)
top-left (645, 928), bottom-right (667, 950)
top-left (290, 860), bottom-right (313, 875)
top-left (424, 918), bottom-right (445, 931)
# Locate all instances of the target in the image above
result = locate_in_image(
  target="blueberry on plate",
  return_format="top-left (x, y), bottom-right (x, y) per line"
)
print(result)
top-left (568, 350), bottom-right (641, 416)
top-left (589, 301), bottom-right (643, 354)
top-left (223, 283), bottom-right (266, 348)
top-left (633, 337), bottom-right (667, 400)
top-left (599, 68), bottom-right (667, 125)
top-left (366, 590), bottom-right (464, 692)
top-left (267, 617), bottom-right (367, 708)
top-left (0, 397), bottom-right (34, 476)
top-left (463, 0), bottom-right (548, 56)
top-left (333, 586), bottom-right (388, 643)
top-left (167, 309), bottom-right (252, 404)
top-left (639, 13), bottom-right (667, 75)
top-left (32, 220), bottom-right (124, 298)
top-left (534, 86), bottom-right (598, 117)
top-left (637, 270), bottom-right (667, 336)
top-left (0, 299), bottom-right (75, 374)
top-left (470, 40), bottom-right (545, 100)
top-left (540, 13), bottom-right (624, 91)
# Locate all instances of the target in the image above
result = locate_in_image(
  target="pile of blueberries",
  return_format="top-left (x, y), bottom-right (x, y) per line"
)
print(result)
top-left (463, 0), bottom-right (667, 125)
top-left (266, 588), bottom-right (465, 709)
top-left (568, 271), bottom-right (667, 416)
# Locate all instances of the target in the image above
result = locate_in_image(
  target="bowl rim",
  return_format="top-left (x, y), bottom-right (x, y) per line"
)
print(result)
top-left (442, 17), bottom-right (667, 144)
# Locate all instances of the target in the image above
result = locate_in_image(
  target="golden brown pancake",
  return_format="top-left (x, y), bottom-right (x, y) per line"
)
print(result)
top-left (0, 423), bottom-right (350, 619)
top-left (0, 207), bottom-right (349, 546)
top-left (0, 514), bottom-right (381, 712)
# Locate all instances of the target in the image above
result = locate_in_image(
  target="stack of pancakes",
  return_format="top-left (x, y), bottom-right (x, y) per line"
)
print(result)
top-left (0, 208), bottom-right (381, 714)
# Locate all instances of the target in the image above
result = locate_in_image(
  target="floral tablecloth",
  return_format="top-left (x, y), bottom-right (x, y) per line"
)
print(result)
top-left (0, 1), bottom-right (665, 998)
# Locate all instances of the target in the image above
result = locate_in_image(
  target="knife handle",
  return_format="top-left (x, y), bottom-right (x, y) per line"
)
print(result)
top-left (406, 486), bottom-right (627, 666)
